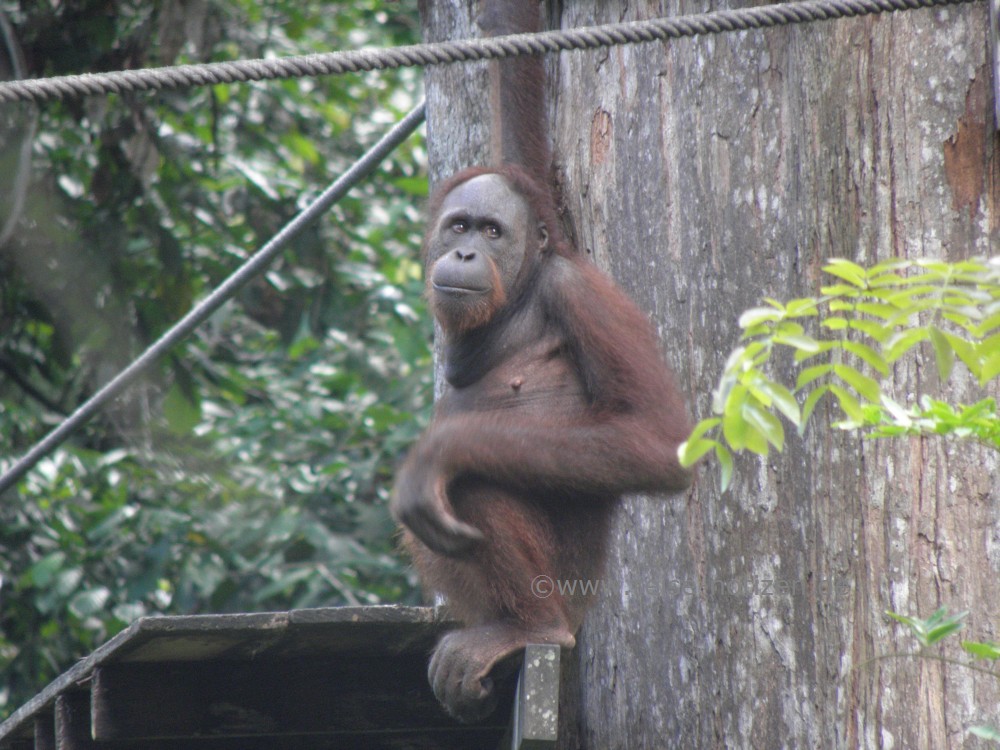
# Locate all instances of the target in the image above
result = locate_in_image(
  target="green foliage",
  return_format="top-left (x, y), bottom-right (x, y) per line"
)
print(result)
top-left (970, 727), bottom-right (1000, 744)
top-left (859, 397), bottom-right (1000, 445)
top-left (885, 608), bottom-right (1000, 743)
top-left (679, 257), bottom-right (1000, 489)
top-left (886, 606), bottom-right (968, 649)
top-left (0, 0), bottom-right (429, 717)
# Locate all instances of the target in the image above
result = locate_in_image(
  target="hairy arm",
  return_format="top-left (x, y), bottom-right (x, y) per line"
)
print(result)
top-left (392, 257), bottom-right (692, 555)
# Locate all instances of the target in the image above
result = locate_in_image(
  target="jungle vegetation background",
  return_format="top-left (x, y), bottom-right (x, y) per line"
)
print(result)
top-left (0, 0), bottom-right (429, 717)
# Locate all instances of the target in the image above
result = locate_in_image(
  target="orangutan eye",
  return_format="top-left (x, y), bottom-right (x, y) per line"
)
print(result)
top-left (484, 224), bottom-right (502, 239)
top-left (451, 219), bottom-right (469, 233)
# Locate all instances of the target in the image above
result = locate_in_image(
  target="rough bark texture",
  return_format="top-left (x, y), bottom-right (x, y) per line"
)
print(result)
top-left (421, 1), bottom-right (1000, 747)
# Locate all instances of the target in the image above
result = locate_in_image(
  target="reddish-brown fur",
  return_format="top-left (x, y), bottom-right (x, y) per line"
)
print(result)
top-left (394, 165), bottom-right (692, 722)
top-left (392, 0), bottom-right (692, 724)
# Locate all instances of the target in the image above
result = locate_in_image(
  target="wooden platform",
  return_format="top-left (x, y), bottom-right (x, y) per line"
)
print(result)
top-left (0, 606), bottom-right (522, 750)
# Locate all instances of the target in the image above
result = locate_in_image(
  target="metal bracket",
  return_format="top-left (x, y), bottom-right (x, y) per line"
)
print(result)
top-left (508, 644), bottom-right (560, 749)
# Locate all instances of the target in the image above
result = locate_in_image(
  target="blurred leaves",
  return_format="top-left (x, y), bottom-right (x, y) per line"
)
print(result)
top-left (679, 257), bottom-right (1000, 490)
top-left (0, 0), bottom-right (429, 718)
top-left (886, 607), bottom-right (968, 649)
top-left (884, 608), bottom-right (1000, 743)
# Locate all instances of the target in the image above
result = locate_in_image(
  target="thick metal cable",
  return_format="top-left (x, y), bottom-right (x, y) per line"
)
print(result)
top-left (0, 0), bottom-right (980, 104)
top-left (0, 102), bottom-right (426, 498)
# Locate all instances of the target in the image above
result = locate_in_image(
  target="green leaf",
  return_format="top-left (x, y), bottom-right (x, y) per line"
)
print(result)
top-left (774, 320), bottom-right (806, 337)
top-left (793, 339), bottom-right (836, 363)
top-left (820, 283), bottom-right (863, 297)
top-left (784, 298), bottom-right (820, 317)
top-left (746, 381), bottom-right (773, 409)
top-left (738, 307), bottom-right (782, 328)
top-left (722, 407), bottom-right (750, 452)
top-left (743, 421), bottom-right (771, 456)
top-left (743, 400), bottom-right (785, 452)
top-left (886, 610), bottom-right (921, 632)
top-left (962, 640), bottom-right (1000, 660)
top-left (773, 333), bottom-right (822, 354)
top-left (723, 342), bottom-right (768, 372)
top-left (854, 301), bottom-right (900, 320)
top-left (163, 383), bottom-right (202, 435)
top-left (969, 726), bottom-right (1000, 743)
top-left (833, 364), bottom-right (882, 403)
top-left (960, 398), bottom-right (997, 420)
top-left (829, 384), bottom-right (864, 425)
top-left (842, 341), bottom-right (890, 376)
top-left (392, 175), bottom-right (429, 197)
top-left (885, 283), bottom-right (939, 300)
top-left (866, 261), bottom-right (907, 285)
top-left (823, 259), bottom-right (867, 287)
top-left (715, 443), bottom-right (734, 492)
top-left (685, 417), bottom-right (722, 443)
top-left (724, 387), bottom-right (770, 456)
top-left (942, 332), bottom-right (982, 380)
top-left (753, 380), bottom-right (801, 426)
top-left (800, 386), bottom-right (830, 430)
top-left (678, 436), bottom-right (719, 467)
top-left (849, 318), bottom-right (892, 343)
top-left (712, 372), bottom-right (738, 415)
top-left (981, 352), bottom-right (1000, 384)
top-left (796, 364), bottom-right (833, 391)
top-left (972, 310), bottom-right (1000, 338)
top-left (878, 395), bottom-right (912, 426)
top-left (22, 552), bottom-right (68, 589)
top-left (887, 607), bottom-right (967, 648)
top-left (926, 617), bottom-right (966, 645)
top-left (928, 326), bottom-right (955, 381)
top-left (913, 259), bottom-right (952, 273)
top-left (885, 328), bottom-right (930, 362)
top-left (281, 132), bottom-right (321, 165)
top-left (69, 587), bottom-right (111, 619)
top-left (821, 317), bottom-right (849, 331)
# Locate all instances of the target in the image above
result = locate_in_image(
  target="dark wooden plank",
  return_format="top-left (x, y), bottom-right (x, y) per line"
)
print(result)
top-left (108, 612), bottom-right (291, 663)
top-left (1, 606), bottom-right (470, 750)
top-left (33, 716), bottom-right (54, 750)
top-left (111, 606), bottom-right (445, 663)
top-left (92, 654), bottom-right (514, 741)
top-left (54, 693), bottom-right (93, 750)
top-left (277, 605), bottom-right (450, 659)
top-left (0, 606), bottom-right (444, 747)
top-left (0, 626), bottom-right (134, 746)
top-left (55, 727), bottom-right (509, 750)
top-left (0, 608), bottom-right (200, 745)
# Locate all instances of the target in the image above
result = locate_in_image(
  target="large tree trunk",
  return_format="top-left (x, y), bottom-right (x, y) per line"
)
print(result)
top-left (421, 1), bottom-right (999, 747)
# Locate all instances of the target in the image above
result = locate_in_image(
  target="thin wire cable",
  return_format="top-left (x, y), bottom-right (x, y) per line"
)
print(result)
top-left (0, 0), bottom-right (979, 104)
top-left (0, 102), bottom-right (426, 498)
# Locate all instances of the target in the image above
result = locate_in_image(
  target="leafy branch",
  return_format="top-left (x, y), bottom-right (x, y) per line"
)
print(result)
top-left (872, 608), bottom-right (1000, 744)
top-left (679, 257), bottom-right (1000, 490)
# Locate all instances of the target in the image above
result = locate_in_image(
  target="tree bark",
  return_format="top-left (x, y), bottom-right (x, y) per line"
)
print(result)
top-left (421, 1), bottom-right (999, 747)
